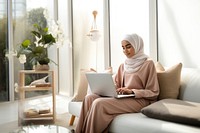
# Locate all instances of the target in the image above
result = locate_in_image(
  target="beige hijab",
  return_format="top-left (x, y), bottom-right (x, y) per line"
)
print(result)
top-left (123, 33), bottom-right (148, 73)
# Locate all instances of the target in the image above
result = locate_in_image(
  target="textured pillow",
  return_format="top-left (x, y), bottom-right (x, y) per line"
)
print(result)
top-left (155, 62), bottom-right (165, 72)
top-left (141, 99), bottom-right (200, 127)
top-left (72, 68), bottom-right (96, 101)
top-left (155, 62), bottom-right (182, 100)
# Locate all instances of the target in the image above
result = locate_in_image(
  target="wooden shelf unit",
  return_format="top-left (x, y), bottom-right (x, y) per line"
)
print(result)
top-left (18, 70), bottom-right (56, 125)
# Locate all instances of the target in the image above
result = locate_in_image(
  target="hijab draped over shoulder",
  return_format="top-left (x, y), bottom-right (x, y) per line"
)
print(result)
top-left (123, 33), bottom-right (149, 73)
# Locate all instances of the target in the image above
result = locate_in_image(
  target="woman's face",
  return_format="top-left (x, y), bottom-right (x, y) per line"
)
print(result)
top-left (121, 40), bottom-right (135, 58)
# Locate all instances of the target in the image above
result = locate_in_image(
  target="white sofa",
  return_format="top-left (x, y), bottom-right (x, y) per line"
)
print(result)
top-left (68, 68), bottom-right (200, 133)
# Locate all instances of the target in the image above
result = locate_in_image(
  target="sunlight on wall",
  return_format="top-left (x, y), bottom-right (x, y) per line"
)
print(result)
top-left (158, 0), bottom-right (200, 68)
top-left (73, 0), bottom-right (104, 70)
top-left (72, 0), bottom-right (104, 95)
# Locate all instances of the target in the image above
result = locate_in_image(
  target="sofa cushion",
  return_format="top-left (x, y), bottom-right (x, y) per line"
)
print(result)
top-left (72, 68), bottom-right (96, 101)
top-left (155, 62), bottom-right (182, 100)
top-left (109, 113), bottom-right (200, 133)
top-left (179, 68), bottom-right (200, 102)
top-left (141, 99), bottom-right (200, 127)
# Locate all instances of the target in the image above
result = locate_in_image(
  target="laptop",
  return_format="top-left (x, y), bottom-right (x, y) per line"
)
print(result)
top-left (85, 73), bottom-right (135, 98)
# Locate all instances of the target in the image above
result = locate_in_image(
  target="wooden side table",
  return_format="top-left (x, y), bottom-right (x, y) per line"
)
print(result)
top-left (18, 70), bottom-right (55, 125)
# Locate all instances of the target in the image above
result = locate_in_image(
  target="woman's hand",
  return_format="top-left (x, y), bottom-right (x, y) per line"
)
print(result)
top-left (116, 87), bottom-right (133, 94)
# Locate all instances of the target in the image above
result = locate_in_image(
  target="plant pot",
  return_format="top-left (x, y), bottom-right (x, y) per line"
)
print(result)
top-left (33, 64), bottom-right (50, 71)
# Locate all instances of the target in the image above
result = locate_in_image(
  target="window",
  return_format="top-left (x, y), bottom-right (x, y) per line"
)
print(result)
top-left (0, 0), bottom-right (9, 101)
top-left (1, 0), bottom-right (57, 101)
top-left (109, 0), bottom-right (150, 72)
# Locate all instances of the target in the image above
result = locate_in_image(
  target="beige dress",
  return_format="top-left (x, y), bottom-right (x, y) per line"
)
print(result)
top-left (75, 59), bottom-right (159, 133)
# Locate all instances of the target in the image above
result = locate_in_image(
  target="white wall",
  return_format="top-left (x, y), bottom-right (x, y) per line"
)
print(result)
top-left (158, 0), bottom-right (200, 68)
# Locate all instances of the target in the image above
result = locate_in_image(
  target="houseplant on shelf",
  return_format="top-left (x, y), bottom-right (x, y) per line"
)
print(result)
top-left (16, 21), bottom-right (64, 70)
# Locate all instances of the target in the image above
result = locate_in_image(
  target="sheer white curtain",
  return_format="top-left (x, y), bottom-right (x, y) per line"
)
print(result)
top-left (72, 0), bottom-right (104, 95)
top-left (57, 0), bottom-right (73, 96)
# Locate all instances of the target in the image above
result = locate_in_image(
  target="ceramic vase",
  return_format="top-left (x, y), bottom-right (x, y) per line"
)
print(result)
top-left (33, 64), bottom-right (50, 71)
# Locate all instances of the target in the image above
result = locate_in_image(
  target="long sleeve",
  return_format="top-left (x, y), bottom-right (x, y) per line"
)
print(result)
top-left (115, 59), bottom-right (160, 102)
top-left (132, 60), bottom-right (159, 101)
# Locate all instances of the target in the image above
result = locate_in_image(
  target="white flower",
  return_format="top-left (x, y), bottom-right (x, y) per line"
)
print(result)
top-left (14, 83), bottom-right (19, 92)
top-left (18, 54), bottom-right (26, 64)
top-left (34, 36), bottom-right (43, 47)
top-left (43, 10), bottom-right (66, 48)
top-left (44, 44), bottom-right (49, 48)
top-left (47, 20), bottom-right (65, 47)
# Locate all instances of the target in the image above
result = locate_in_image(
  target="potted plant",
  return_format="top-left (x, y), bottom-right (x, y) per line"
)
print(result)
top-left (16, 21), bottom-right (64, 70)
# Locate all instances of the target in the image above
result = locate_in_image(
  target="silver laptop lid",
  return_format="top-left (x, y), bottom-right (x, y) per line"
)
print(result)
top-left (85, 73), bottom-right (117, 97)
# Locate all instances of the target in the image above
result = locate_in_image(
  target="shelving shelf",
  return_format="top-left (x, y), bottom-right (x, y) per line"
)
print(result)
top-left (18, 70), bottom-right (56, 125)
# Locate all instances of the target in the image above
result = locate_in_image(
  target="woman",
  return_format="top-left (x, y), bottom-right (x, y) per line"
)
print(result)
top-left (75, 33), bottom-right (159, 133)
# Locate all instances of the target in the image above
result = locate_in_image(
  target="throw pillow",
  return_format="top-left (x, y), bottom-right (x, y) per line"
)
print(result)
top-left (155, 62), bottom-right (165, 72)
top-left (155, 62), bottom-right (182, 100)
top-left (141, 99), bottom-right (200, 127)
top-left (72, 68), bottom-right (96, 101)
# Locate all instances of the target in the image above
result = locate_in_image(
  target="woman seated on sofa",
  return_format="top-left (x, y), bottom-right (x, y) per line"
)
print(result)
top-left (74, 33), bottom-right (160, 133)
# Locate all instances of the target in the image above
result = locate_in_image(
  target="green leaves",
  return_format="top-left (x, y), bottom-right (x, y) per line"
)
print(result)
top-left (32, 31), bottom-right (41, 38)
top-left (17, 22), bottom-right (58, 66)
top-left (21, 40), bottom-right (31, 48)
top-left (43, 27), bottom-right (48, 32)
top-left (33, 46), bottom-right (45, 54)
top-left (32, 24), bottom-right (55, 44)
top-left (38, 57), bottom-right (50, 65)
top-left (43, 34), bottom-right (56, 44)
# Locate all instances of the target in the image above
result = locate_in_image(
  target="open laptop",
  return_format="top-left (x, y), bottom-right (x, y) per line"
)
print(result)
top-left (85, 73), bottom-right (135, 98)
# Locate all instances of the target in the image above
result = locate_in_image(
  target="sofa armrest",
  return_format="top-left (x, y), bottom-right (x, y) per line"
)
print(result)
top-left (68, 101), bottom-right (82, 117)
top-left (68, 101), bottom-right (82, 126)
